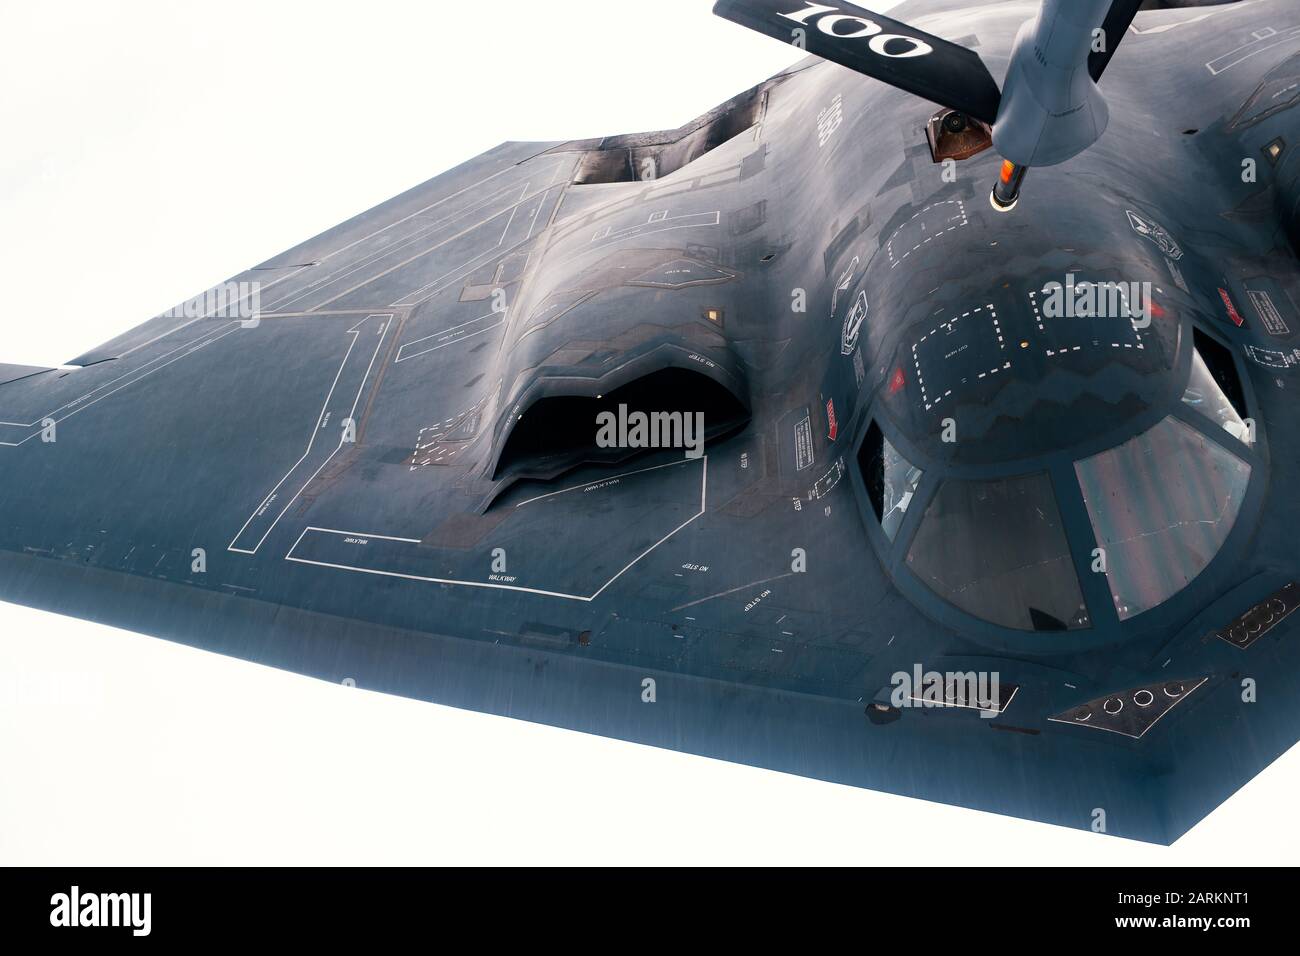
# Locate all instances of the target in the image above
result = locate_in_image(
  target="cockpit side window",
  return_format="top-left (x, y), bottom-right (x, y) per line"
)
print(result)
top-left (859, 421), bottom-right (923, 542)
top-left (1182, 329), bottom-right (1250, 443)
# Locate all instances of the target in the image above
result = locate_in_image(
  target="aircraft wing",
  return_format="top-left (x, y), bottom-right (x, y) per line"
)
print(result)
top-left (1090, 0), bottom-right (1146, 81)
top-left (713, 0), bottom-right (1003, 122)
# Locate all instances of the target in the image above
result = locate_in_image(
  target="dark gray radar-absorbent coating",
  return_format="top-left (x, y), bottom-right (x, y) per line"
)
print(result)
top-left (3, 0), bottom-right (1299, 843)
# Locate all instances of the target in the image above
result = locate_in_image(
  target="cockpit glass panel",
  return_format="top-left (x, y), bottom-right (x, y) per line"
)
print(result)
top-left (1074, 416), bottom-right (1251, 622)
top-left (1183, 347), bottom-right (1251, 444)
top-left (905, 473), bottom-right (1090, 632)
top-left (860, 422), bottom-right (923, 542)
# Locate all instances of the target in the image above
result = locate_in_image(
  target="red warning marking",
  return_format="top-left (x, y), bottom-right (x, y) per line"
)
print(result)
top-left (888, 366), bottom-right (906, 395)
top-left (1219, 288), bottom-right (1245, 327)
top-left (826, 398), bottom-right (838, 442)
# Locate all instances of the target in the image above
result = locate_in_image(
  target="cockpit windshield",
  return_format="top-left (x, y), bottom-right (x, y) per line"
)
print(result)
top-left (1074, 415), bottom-right (1251, 621)
top-left (905, 473), bottom-right (1090, 632)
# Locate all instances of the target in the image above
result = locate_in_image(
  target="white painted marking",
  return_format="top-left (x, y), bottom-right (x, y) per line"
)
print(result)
top-left (394, 311), bottom-right (505, 363)
top-left (911, 304), bottom-right (1001, 411)
top-left (1207, 25), bottom-right (1300, 76)
top-left (513, 458), bottom-right (698, 507)
top-left (1, 323), bottom-right (242, 447)
top-left (1130, 8), bottom-right (1228, 36)
top-left (887, 200), bottom-right (967, 270)
top-left (264, 179), bottom-right (527, 312)
top-left (284, 456), bottom-right (709, 602)
top-left (227, 315), bottom-right (392, 554)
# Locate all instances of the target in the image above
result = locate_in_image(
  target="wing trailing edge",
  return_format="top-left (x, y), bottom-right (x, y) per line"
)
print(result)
top-left (1089, 0), bottom-right (1145, 81)
top-left (712, 0), bottom-right (1003, 124)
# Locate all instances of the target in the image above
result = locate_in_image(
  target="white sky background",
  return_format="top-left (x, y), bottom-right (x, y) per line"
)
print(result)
top-left (1, 0), bottom-right (1297, 864)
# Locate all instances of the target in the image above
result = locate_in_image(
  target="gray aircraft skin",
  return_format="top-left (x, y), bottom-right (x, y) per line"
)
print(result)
top-left (3, 0), bottom-right (1299, 843)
